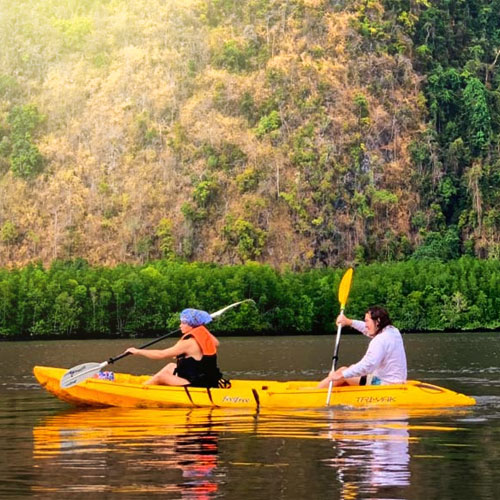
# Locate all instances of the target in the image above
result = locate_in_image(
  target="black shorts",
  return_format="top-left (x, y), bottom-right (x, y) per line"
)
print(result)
top-left (360, 375), bottom-right (382, 386)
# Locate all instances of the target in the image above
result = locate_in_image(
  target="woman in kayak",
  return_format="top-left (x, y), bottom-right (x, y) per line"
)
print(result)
top-left (126, 308), bottom-right (224, 387)
top-left (318, 306), bottom-right (407, 388)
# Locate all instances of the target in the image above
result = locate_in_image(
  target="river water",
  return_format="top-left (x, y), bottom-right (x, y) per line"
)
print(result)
top-left (1, 332), bottom-right (498, 499)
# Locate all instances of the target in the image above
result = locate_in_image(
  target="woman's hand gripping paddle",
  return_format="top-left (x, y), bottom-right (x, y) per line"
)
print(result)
top-left (60, 299), bottom-right (255, 389)
top-left (326, 268), bottom-right (354, 405)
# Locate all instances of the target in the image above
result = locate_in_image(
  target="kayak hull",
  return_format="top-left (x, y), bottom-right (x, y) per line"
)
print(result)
top-left (33, 366), bottom-right (476, 409)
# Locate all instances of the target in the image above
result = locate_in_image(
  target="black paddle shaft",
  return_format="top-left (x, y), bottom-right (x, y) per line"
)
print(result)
top-left (108, 327), bottom-right (181, 364)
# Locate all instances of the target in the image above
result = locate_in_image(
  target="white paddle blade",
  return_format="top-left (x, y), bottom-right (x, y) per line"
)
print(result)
top-left (210, 299), bottom-right (255, 319)
top-left (60, 362), bottom-right (107, 389)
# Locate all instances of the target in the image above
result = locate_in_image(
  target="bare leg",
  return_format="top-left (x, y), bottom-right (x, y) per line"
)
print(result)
top-left (317, 366), bottom-right (361, 388)
top-left (144, 363), bottom-right (190, 386)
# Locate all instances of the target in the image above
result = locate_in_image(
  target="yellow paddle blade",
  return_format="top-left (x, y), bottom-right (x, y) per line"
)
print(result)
top-left (338, 268), bottom-right (354, 309)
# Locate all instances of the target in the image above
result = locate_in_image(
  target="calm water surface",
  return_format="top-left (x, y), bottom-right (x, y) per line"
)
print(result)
top-left (0, 332), bottom-right (499, 499)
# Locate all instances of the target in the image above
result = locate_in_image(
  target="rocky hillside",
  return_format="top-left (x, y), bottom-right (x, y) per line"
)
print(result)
top-left (0, 0), bottom-right (499, 269)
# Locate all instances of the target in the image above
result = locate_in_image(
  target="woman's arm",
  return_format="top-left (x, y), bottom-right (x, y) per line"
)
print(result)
top-left (126, 339), bottom-right (192, 360)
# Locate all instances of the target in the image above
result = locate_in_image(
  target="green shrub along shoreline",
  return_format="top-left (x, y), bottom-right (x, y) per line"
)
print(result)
top-left (0, 257), bottom-right (499, 339)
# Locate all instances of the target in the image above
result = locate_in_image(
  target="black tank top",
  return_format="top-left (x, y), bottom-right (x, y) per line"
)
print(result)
top-left (174, 335), bottom-right (223, 388)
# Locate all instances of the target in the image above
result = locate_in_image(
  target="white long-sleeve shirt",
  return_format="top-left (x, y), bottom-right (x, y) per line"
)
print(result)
top-left (342, 320), bottom-right (407, 384)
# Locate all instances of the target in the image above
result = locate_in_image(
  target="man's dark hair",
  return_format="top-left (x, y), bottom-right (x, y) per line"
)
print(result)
top-left (366, 306), bottom-right (392, 334)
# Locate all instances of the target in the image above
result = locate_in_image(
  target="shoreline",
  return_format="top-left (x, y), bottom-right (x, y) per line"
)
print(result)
top-left (2, 327), bottom-right (499, 342)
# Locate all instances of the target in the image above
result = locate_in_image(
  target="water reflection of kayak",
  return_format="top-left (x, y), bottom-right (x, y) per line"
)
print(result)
top-left (34, 365), bottom-right (475, 409)
top-left (34, 406), bottom-right (470, 497)
top-left (33, 405), bottom-right (468, 456)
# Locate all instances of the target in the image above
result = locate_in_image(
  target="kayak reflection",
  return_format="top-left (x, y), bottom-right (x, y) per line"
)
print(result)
top-left (33, 407), bottom-right (470, 497)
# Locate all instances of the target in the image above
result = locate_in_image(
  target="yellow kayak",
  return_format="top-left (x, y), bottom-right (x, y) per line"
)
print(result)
top-left (33, 365), bottom-right (476, 409)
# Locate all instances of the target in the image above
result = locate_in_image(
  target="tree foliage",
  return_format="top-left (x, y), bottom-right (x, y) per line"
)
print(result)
top-left (3, 105), bottom-right (45, 178)
top-left (0, 258), bottom-right (498, 338)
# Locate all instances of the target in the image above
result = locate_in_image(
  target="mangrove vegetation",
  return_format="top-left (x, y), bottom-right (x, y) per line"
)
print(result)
top-left (0, 258), bottom-right (498, 339)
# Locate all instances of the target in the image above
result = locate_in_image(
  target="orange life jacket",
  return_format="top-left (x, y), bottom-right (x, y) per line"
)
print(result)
top-left (181, 325), bottom-right (217, 355)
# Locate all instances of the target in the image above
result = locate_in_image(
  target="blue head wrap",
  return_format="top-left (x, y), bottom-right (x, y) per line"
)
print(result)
top-left (180, 308), bottom-right (212, 327)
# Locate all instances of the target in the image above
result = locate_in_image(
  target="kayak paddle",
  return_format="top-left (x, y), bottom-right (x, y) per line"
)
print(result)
top-left (60, 299), bottom-right (255, 389)
top-left (326, 267), bottom-right (354, 405)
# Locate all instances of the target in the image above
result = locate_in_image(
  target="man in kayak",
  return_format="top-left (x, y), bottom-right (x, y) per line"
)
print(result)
top-left (126, 308), bottom-right (225, 387)
top-left (318, 306), bottom-right (407, 388)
